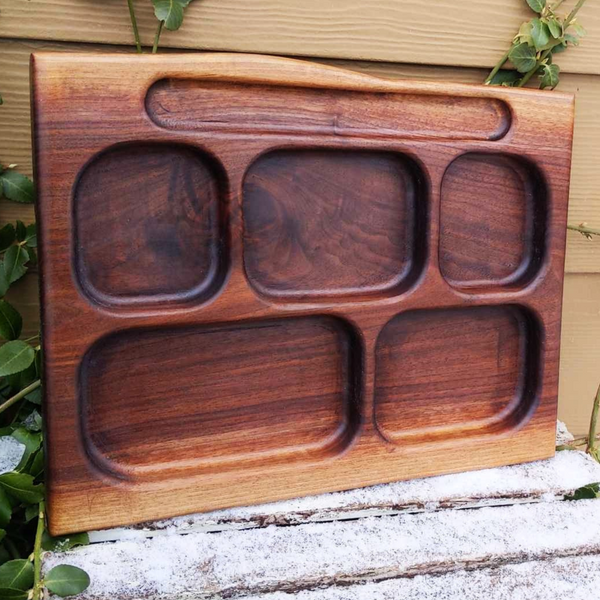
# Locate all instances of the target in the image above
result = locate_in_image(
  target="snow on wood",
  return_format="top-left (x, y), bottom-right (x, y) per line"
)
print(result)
top-left (90, 446), bottom-right (600, 542)
top-left (243, 554), bottom-right (600, 600)
top-left (44, 499), bottom-right (600, 600)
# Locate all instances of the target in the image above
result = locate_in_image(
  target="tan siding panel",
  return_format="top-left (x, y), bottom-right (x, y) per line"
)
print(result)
top-left (1, 0), bottom-right (600, 75)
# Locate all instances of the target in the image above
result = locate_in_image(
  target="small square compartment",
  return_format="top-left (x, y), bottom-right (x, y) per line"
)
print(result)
top-left (242, 149), bottom-right (426, 301)
top-left (439, 153), bottom-right (546, 290)
top-left (79, 316), bottom-right (361, 479)
top-left (74, 143), bottom-right (228, 308)
top-left (374, 305), bottom-right (539, 444)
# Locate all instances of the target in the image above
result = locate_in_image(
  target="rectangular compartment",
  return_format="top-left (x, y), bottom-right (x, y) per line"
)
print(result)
top-left (80, 317), bottom-right (360, 479)
top-left (374, 306), bottom-right (539, 444)
top-left (243, 149), bottom-right (426, 300)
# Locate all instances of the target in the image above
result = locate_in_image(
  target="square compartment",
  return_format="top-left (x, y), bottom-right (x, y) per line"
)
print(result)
top-left (74, 143), bottom-right (228, 307)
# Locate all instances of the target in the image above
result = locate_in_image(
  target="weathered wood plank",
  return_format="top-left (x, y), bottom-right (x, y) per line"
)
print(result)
top-left (87, 443), bottom-right (600, 542)
top-left (1, 0), bottom-right (599, 75)
top-left (43, 499), bottom-right (600, 599)
top-left (2, 40), bottom-right (600, 272)
top-left (244, 555), bottom-right (600, 600)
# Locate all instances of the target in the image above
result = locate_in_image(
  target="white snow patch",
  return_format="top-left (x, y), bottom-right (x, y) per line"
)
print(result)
top-left (556, 420), bottom-right (575, 445)
top-left (44, 499), bottom-right (600, 600)
top-left (0, 435), bottom-right (25, 474)
top-left (244, 554), bottom-right (600, 600)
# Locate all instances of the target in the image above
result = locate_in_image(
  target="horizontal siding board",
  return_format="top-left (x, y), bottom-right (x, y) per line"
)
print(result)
top-left (1, 0), bottom-right (600, 75)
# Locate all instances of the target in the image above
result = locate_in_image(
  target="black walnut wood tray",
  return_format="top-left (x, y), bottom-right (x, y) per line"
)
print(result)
top-left (30, 53), bottom-right (574, 535)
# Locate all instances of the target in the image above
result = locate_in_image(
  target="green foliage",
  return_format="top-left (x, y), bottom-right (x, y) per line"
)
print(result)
top-left (126, 0), bottom-right (199, 53)
top-left (0, 170), bottom-right (35, 205)
top-left (42, 531), bottom-right (89, 553)
top-left (526, 0), bottom-right (546, 13)
top-left (509, 42), bottom-right (537, 73)
top-left (0, 559), bottom-right (34, 590)
top-left (485, 0), bottom-right (589, 89)
top-left (0, 301), bottom-right (23, 341)
top-left (152, 0), bottom-right (193, 31)
top-left (539, 62), bottom-right (560, 88)
top-left (565, 482), bottom-right (600, 500)
top-left (45, 565), bottom-right (90, 597)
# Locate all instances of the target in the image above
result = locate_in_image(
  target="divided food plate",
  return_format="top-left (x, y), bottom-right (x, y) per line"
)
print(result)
top-left (31, 53), bottom-right (575, 534)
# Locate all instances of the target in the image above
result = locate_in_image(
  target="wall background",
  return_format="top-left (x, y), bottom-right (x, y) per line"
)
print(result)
top-left (0, 0), bottom-right (598, 434)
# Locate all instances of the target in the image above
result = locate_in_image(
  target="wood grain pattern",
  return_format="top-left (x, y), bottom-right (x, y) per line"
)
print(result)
top-left (75, 143), bottom-right (226, 306)
top-left (2, 0), bottom-right (599, 75)
top-left (31, 53), bottom-right (574, 534)
top-left (375, 306), bottom-right (535, 443)
top-left (148, 79), bottom-right (511, 140)
top-left (243, 150), bottom-right (424, 300)
top-left (440, 153), bottom-right (545, 288)
top-left (82, 317), bottom-right (358, 478)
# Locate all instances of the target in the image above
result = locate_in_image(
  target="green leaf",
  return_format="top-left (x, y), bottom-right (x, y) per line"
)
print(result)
top-left (0, 341), bottom-right (35, 377)
top-left (530, 18), bottom-right (551, 50)
top-left (14, 222), bottom-right (25, 244)
top-left (571, 22), bottom-right (586, 38)
top-left (11, 428), bottom-right (41, 472)
top-left (509, 42), bottom-right (538, 73)
top-left (0, 489), bottom-right (11, 528)
top-left (0, 530), bottom-right (4, 543)
top-left (552, 41), bottom-right (567, 53)
top-left (565, 32), bottom-right (580, 46)
top-left (516, 21), bottom-right (533, 46)
top-left (0, 300), bottom-right (22, 341)
top-left (23, 225), bottom-right (36, 249)
top-left (565, 482), bottom-right (600, 500)
top-left (526, 0), bottom-right (545, 13)
top-left (488, 69), bottom-right (522, 86)
top-left (152, 0), bottom-right (193, 30)
top-left (42, 531), bottom-right (89, 552)
top-left (0, 473), bottom-right (43, 505)
top-left (0, 587), bottom-right (28, 600)
top-left (0, 225), bottom-right (15, 252)
top-left (546, 16), bottom-right (562, 38)
top-left (0, 264), bottom-right (9, 298)
top-left (24, 504), bottom-right (38, 523)
top-left (28, 449), bottom-right (44, 479)
top-left (44, 565), bottom-right (90, 597)
top-left (3, 246), bottom-right (29, 285)
top-left (0, 559), bottom-right (34, 591)
top-left (539, 63), bottom-right (560, 89)
top-left (0, 171), bottom-right (34, 204)
top-left (25, 387), bottom-right (42, 406)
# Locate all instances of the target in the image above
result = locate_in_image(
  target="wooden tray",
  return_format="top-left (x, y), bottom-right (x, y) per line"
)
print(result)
top-left (31, 53), bottom-right (574, 535)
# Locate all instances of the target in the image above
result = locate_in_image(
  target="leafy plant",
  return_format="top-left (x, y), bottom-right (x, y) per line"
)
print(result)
top-left (126, 0), bottom-right (199, 54)
top-left (565, 482), bottom-right (600, 500)
top-left (485, 0), bottom-right (589, 89)
top-left (0, 108), bottom-right (90, 597)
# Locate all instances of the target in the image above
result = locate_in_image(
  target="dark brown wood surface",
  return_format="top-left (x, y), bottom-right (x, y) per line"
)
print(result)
top-left (30, 53), bottom-right (574, 535)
